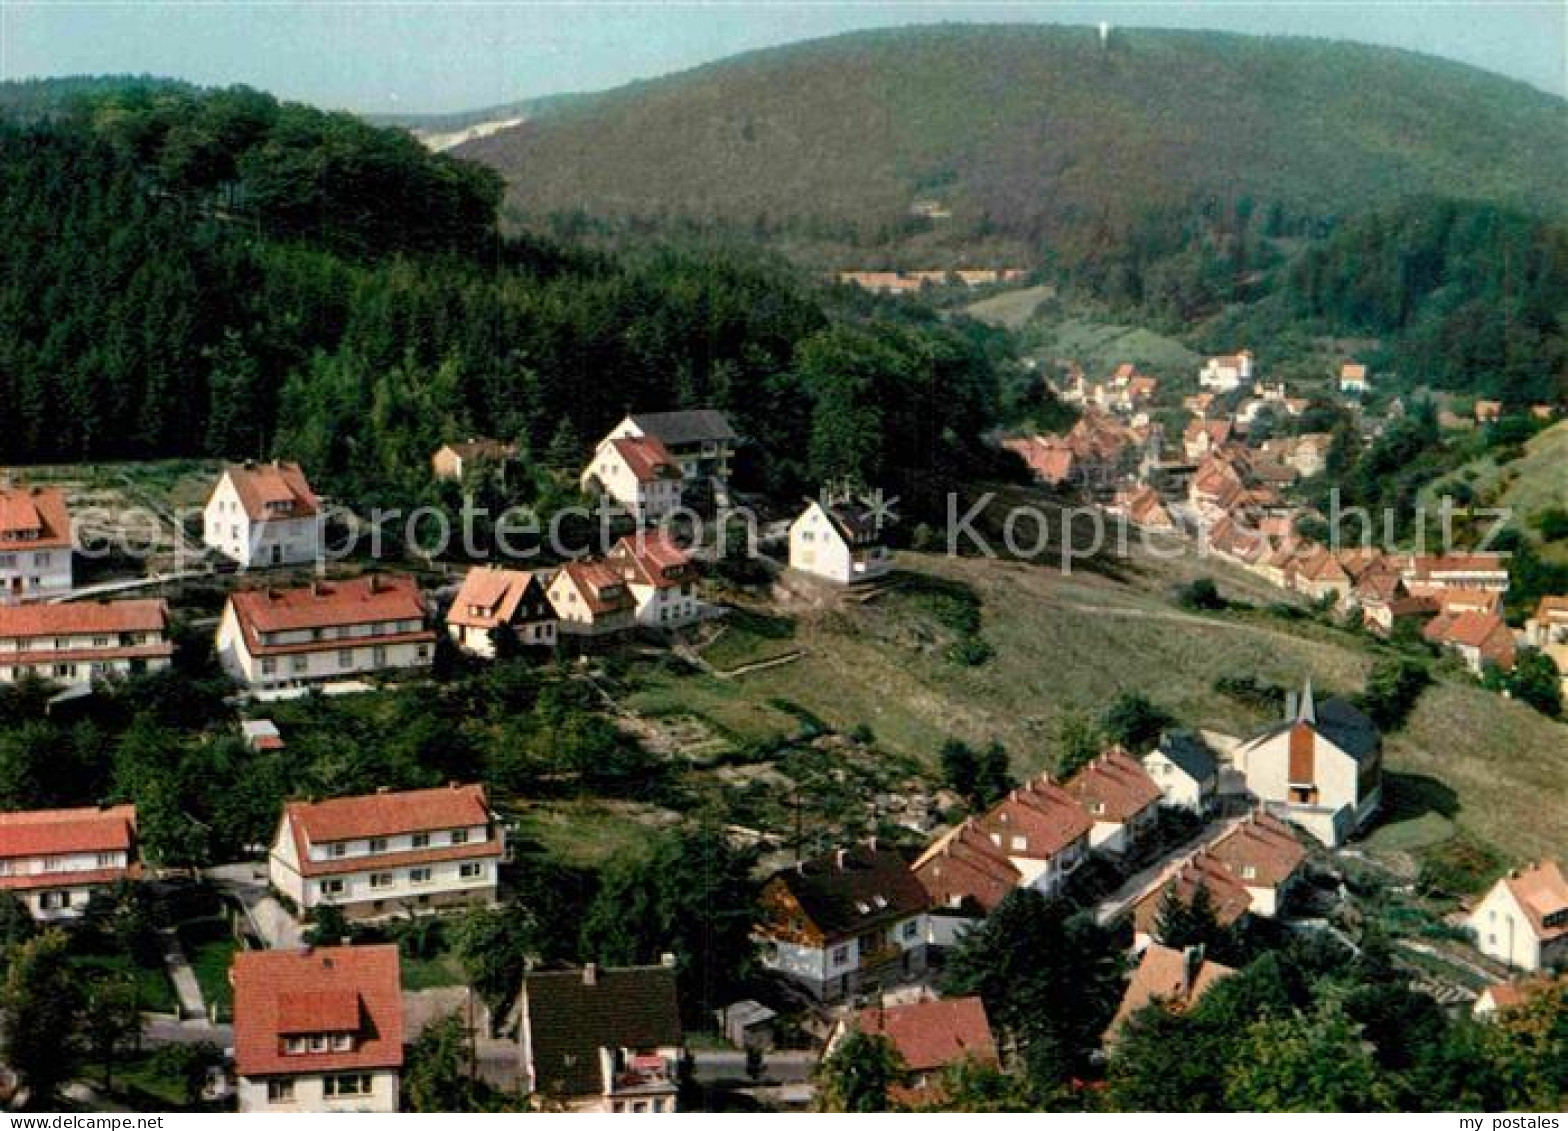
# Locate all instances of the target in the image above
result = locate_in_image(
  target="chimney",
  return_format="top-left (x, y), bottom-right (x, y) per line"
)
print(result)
top-left (582, 963), bottom-right (597, 986)
top-left (1182, 945), bottom-right (1205, 999)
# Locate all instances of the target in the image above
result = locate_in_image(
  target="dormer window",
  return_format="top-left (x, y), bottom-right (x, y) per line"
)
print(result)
top-left (450, 829), bottom-right (469, 845)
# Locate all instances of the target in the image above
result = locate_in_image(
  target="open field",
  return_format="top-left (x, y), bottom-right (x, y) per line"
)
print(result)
top-left (962, 284), bottom-right (1058, 330)
top-left (1421, 419), bottom-right (1568, 523)
top-left (1014, 312), bottom-right (1202, 379)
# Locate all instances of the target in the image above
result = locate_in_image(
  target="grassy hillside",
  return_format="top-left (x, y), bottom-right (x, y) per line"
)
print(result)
top-left (460, 24), bottom-right (1568, 252)
top-left (627, 536), bottom-right (1566, 866)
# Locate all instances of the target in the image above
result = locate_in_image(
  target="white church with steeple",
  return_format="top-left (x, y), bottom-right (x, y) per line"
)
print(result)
top-left (1232, 679), bottom-right (1383, 847)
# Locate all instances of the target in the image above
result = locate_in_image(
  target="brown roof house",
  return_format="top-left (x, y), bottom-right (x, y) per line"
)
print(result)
top-left (1129, 851), bottom-right (1254, 948)
top-left (518, 961), bottom-right (685, 1112)
top-left (1061, 748), bottom-right (1162, 857)
top-left (1423, 610), bottom-right (1517, 674)
top-left (756, 842), bottom-right (929, 1001)
top-left (1206, 811), bottom-right (1308, 918)
top-left (1466, 861), bottom-right (1568, 973)
top-left (609, 409), bottom-right (739, 485)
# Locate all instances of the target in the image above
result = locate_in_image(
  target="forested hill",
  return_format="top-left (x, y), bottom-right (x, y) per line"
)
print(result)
top-left (0, 90), bottom-right (1017, 517)
top-left (456, 24), bottom-right (1568, 253)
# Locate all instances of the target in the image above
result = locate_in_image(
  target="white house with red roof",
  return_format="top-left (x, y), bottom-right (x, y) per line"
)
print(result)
top-left (445, 567), bottom-right (557, 657)
top-left (1467, 860), bottom-right (1568, 973)
top-left (203, 461), bottom-right (324, 570)
top-left (610, 409), bottom-right (739, 485)
top-left (268, 784), bottom-right (503, 920)
top-left (579, 435), bottom-right (683, 524)
top-left (216, 575), bottom-right (434, 689)
top-left (0, 804), bottom-right (138, 920)
top-left (0, 486), bottom-right (73, 602)
top-left (0, 599), bottom-right (173, 687)
top-left (606, 533), bottom-right (701, 629)
top-left (232, 944), bottom-right (404, 1112)
top-left (826, 996), bottom-right (999, 1107)
top-left (1061, 748), bottom-right (1163, 857)
top-left (547, 559), bottom-right (638, 638)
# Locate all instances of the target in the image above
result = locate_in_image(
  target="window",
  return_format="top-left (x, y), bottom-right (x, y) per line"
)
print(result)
top-left (902, 920), bottom-right (918, 940)
top-left (291, 655), bottom-right (308, 674)
top-left (831, 945), bottom-right (850, 966)
top-left (96, 853), bottom-right (117, 868)
top-left (321, 879), bottom-right (345, 897)
top-left (459, 862), bottom-right (483, 880)
top-left (410, 868), bottom-right (432, 885)
top-left (309, 1035), bottom-right (329, 1053)
top-left (337, 649), bottom-right (353, 669)
top-left (370, 872), bottom-right (394, 889)
top-left (372, 645), bottom-right (388, 666)
top-left (261, 658), bottom-right (277, 676)
top-left (324, 1074), bottom-right (372, 1098)
top-left (283, 1037), bottom-right (307, 1055)
top-left (39, 891), bottom-right (66, 910)
top-left (1241, 865), bottom-right (1257, 881)
top-left (267, 1079), bottom-right (295, 1103)
top-left (368, 838), bottom-right (387, 854)
top-left (1010, 835), bottom-right (1026, 852)
top-left (329, 843), bottom-right (347, 858)
top-left (411, 833), bottom-right (429, 849)
top-left (450, 829), bottom-right (469, 845)
top-left (331, 1033), bottom-right (353, 1052)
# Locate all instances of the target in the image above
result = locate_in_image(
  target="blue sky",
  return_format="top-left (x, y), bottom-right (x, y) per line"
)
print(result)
top-left (1, 2), bottom-right (1562, 113)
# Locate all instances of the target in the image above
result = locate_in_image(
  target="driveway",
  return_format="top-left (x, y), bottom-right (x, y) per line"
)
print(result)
top-left (205, 861), bottom-right (305, 950)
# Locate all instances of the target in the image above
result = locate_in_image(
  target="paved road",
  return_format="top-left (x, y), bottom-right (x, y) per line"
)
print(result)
top-left (159, 929), bottom-right (208, 1019)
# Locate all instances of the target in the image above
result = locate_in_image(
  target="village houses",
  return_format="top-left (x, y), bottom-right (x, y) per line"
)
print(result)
top-left (1130, 851), bottom-right (1254, 947)
top-left (757, 841), bottom-right (930, 1001)
top-left (609, 409), bottom-right (739, 486)
top-left (579, 434), bottom-right (684, 524)
top-left (547, 558), bottom-right (639, 637)
top-left (1423, 609), bottom-right (1517, 673)
top-left (0, 803), bottom-right (138, 921)
top-left (0, 485), bottom-right (73, 602)
top-left (788, 498), bottom-right (893, 586)
top-left (231, 944), bottom-right (403, 1113)
top-left (1232, 681), bottom-right (1382, 847)
top-left (1466, 860), bottom-right (1568, 973)
top-left (0, 598), bottom-right (174, 687)
top-left (217, 574), bottom-right (435, 690)
top-left (203, 461), bottom-right (324, 570)
top-left (1060, 748), bottom-right (1162, 857)
top-left (445, 566), bottom-right (558, 657)
top-left (607, 531), bottom-right (702, 628)
top-left (516, 960), bottom-right (685, 1112)
top-left (269, 783), bottom-right (504, 920)
top-left (1206, 810), bottom-right (1308, 917)
top-left (1338, 362), bottom-right (1371, 396)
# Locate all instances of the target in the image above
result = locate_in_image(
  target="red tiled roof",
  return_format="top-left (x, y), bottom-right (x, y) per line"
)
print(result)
top-left (607, 436), bottom-right (681, 484)
top-left (1532, 596), bottom-right (1568, 623)
top-left (0, 804), bottom-right (135, 860)
top-left (0, 599), bottom-right (169, 641)
top-left (1105, 943), bottom-right (1234, 1041)
top-left (1500, 861), bottom-right (1568, 943)
top-left (912, 821), bottom-right (1021, 915)
top-left (1063, 748), bottom-right (1162, 825)
top-left (554, 559), bottom-right (635, 616)
top-left (221, 462), bottom-right (319, 522)
top-left (286, 784), bottom-right (491, 844)
top-left (0, 864), bottom-right (140, 893)
top-left (1004, 437), bottom-right (1076, 485)
top-left (232, 945), bottom-right (403, 1078)
top-left (853, 997), bottom-right (999, 1074)
top-left (445, 567), bottom-right (550, 631)
top-left (1423, 610), bottom-right (1516, 666)
top-left (977, 775), bottom-right (1093, 861)
top-left (1131, 851), bottom-right (1253, 938)
top-left (228, 576), bottom-right (430, 645)
top-left (609, 532), bottom-right (695, 589)
top-left (0, 487), bottom-right (71, 551)
top-left (1208, 811), bottom-right (1307, 889)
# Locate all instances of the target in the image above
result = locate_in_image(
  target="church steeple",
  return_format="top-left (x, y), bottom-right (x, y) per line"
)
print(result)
top-left (1296, 677), bottom-right (1317, 725)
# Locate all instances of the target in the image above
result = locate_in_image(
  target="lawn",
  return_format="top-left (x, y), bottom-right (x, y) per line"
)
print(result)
top-left (70, 951), bottom-right (180, 1016)
top-left (506, 798), bottom-right (682, 869)
top-left (177, 918), bottom-right (239, 1018)
top-left (699, 609), bottom-right (799, 672)
top-left (402, 947), bottom-right (467, 991)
